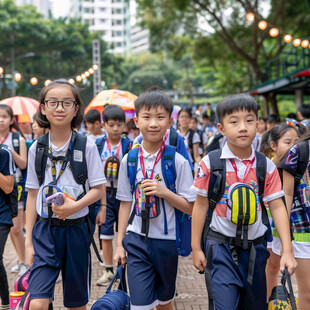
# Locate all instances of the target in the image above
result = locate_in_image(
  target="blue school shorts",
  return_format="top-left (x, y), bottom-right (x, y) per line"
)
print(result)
top-left (99, 189), bottom-right (120, 239)
top-left (28, 219), bottom-right (91, 308)
top-left (206, 239), bottom-right (270, 310)
top-left (122, 232), bottom-right (178, 309)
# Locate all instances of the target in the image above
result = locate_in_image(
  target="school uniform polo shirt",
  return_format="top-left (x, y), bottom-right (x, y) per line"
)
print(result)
top-left (191, 142), bottom-right (284, 240)
top-left (116, 144), bottom-right (196, 240)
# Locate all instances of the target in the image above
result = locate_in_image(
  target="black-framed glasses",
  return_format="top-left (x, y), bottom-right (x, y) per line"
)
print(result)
top-left (44, 100), bottom-right (77, 109)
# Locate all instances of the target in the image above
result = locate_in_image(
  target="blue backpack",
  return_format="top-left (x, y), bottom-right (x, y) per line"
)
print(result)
top-left (127, 144), bottom-right (192, 257)
top-left (91, 265), bottom-right (130, 310)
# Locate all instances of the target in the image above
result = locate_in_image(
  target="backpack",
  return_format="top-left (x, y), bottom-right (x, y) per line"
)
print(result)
top-left (202, 149), bottom-right (269, 250)
top-left (34, 131), bottom-right (103, 263)
top-left (205, 132), bottom-right (223, 154)
top-left (127, 144), bottom-right (192, 257)
top-left (91, 265), bottom-right (130, 310)
top-left (0, 143), bottom-right (18, 218)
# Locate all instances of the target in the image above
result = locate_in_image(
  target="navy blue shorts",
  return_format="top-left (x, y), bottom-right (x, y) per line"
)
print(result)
top-left (28, 219), bottom-right (91, 308)
top-left (99, 189), bottom-right (120, 239)
top-left (122, 232), bottom-right (178, 309)
top-left (205, 239), bottom-right (270, 310)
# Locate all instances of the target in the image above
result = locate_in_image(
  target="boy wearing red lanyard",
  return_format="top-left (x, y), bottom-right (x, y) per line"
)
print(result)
top-left (114, 87), bottom-right (195, 310)
top-left (191, 94), bottom-right (297, 309)
top-left (96, 105), bottom-right (132, 287)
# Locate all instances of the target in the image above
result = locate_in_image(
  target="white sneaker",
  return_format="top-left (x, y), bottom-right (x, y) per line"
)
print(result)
top-left (96, 270), bottom-right (114, 286)
top-left (18, 263), bottom-right (28, 276)
top-left (11, 263), bottom-right (20, 273)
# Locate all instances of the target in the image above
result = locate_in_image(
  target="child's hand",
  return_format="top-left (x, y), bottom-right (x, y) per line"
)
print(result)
top-left (280, 252), bottom-right (297, 275)
top-left (96, 206), bottom-right (106, 225)
top-left (114, 245), bottom-right (127, 268)
top-left (192, 249), bottom-right (207, 272)
top-left (141, 179), bottom-right (168, 198)
top-left (52, 195), bottom-right (78, 219)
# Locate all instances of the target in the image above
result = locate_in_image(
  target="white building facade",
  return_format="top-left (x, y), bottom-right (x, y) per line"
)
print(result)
top-left (14, 0), bottom-right (51, 18)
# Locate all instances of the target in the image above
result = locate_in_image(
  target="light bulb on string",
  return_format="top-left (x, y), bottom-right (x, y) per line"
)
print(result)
top-left (0, 67), bottom-right (3, 76)
top-left (269, 28), bottom-right (279, 37)
top-left (89, 68), bottom-right (94, 74)
top-left (93, 64), bottom-right (99, 71)
top-left (68, 78), bottom-right (75, 84)
top-left (258, 20), bottom-right (267, 30)
top-left (44, 80), bottom-right (51, 87)
top-left (293, 39), bottom-right (301, 47)
top-left (14, 73), bottom-right (21, 82)
top-left (85, 71), bottom-right (90, 77)
top-left (284, 34), bottom-right (292, 43)
top-left (301, 40), bottom-right (309, 48)
top-left (81, 74), bottom-right (86, 79)
top-left (30, 77), bottom-right (38, 85)
top-left (246, 12), bottom-right (255, 22)
top-left (76, 75), bottom-right (82, 82)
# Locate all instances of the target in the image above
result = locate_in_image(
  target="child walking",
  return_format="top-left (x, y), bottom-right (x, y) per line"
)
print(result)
top-left (96, 105), bottom-right (132, 286)
top-left (25, 79), bottom-right (106, 310)
top-left (0, 144), bottom-right (14, 310)
top-left (114, 87), bottom-right (196, 310)
top-left (0, 104), bottom-right (28, 276)
top-left (279, 128), bottom-right (310, 310)
top-left (84, 109), bottom-right (105, 144)
top-left (191, 94), bottom-right (297, 309)
top-left (260, 124), bottom-right (298, 300)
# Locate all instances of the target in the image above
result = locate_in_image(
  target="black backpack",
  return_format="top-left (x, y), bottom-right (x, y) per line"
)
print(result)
top-left (0, 143), bottom-right (18, 218)
top-left (34, 131), bottom-right (102, 262)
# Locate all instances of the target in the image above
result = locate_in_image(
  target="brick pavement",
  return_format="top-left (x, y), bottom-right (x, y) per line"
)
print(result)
top-left (4, 232), bottom-right (298, 309)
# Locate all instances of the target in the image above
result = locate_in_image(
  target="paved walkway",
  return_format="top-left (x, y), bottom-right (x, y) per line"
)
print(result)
top-left (4, 232), bottom-right (298, 309)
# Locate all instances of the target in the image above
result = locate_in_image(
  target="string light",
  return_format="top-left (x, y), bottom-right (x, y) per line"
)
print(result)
top-left (76, 75), bottom-right (82, 82)
top-left (293, 39), bottom-right (301, 47)
top-left (0, 67), bottom-right (3, 75)
top-left (246, 12), bottom-right (255, 22)
top-left (93, 64), bottom-right (99, 71)
top-left (89, 68), bottom-right (94, 74)
top-left (258, 20), bottom-right (267, 30)
top-left (269, 28), bottom-right (279, 37)
top-left (68, 78), bottom-right (75, 84)
top-left (44, 80), bottom-right (51, 86)
top-left (284, 34), bottom-right (292, 43)
top-left (85, 71), bottom-right (90, 77)
top-left (30, 77), bottom-right (38, 85)
top-left (14, 73), bottom-right (21, 82)
top-left (81, 74), bottom-right (86, 79)
top-left (301, 40), bottom-right (309, 48)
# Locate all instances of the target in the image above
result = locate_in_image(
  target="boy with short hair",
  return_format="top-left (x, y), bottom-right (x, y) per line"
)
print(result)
top-left (114, 87), bottom-right (196, 310)
top-left (85, 109), bottom-right (105, 144)
top-left (96, 105), bottom-right (132, 286)
top-left (191, 94), bottom-right (297, 309)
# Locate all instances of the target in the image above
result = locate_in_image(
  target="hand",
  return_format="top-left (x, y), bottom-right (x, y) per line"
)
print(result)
top-left (141, 179), bottom-right (168, 198)
top-left (280, 252), bottom-right (297, 275)
top-left (192, 249), bottom-right (207, 272)
top-left (25, 242), bottom-right (34, 268)
top-left (52, 195), bottom-right (79, 219)
top-left (96, 206), bottom-right (106, 225)
top-left (113, 245), bottom-right (127, 268)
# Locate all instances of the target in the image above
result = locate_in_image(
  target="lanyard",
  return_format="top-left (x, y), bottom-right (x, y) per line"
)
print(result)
top-left (139, 141), bottom-right (165, 180)
top-left (0, 132), bottom-right (9, 143)
top-left (106, 139), bottom-right (122, 158)
top-left (48, 131), bottom-right (75, 185)
top-left (229, 156), bottom-right (255, 183)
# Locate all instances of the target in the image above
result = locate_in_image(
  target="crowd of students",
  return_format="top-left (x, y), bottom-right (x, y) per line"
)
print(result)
top-left (0, 79), bottom-right (309, 310)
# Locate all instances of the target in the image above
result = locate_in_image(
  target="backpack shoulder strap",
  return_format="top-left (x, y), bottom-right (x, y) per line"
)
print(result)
top-left (127, 144), bottom-right (140, 195)
top-left (161, 145), bottom-right (177, 193)
top-left (12, 131), bottom-right (20, 154)
top-left (294, 141), bottom-right (309, 194)
top-left (95, 135), bottom-right (107, 156)
top-left (121, 137), bottom-right (133, 155)
top-left (35, 133), bottom-right (50, 186)
top-left (188, 129), bottom-right (195, 149)
top-left (169, 128), bottom-right (178, 147)
top-left (202, 149), bottom-right (226, 250)
top-left (70, 132), bottom-right (88, 187)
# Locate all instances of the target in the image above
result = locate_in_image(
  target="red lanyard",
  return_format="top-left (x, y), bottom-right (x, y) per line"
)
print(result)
top-left (0, 132), bottom-right (9, 144)
top-left (229, 156), bottom-right (255, 183)
top-left (139, 142), bottom-right (165, 180)
top-left (106, 139), bottom-right (122, 158)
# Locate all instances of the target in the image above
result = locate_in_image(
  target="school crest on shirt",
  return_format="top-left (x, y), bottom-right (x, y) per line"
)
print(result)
top-left (155, 174), bottom-right (162, 182)
top-left (196, 166), bottom-right (206, 179)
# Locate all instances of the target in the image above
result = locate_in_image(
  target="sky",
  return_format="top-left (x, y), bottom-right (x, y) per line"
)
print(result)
top-left (51, 0), bottom-right (70, 18)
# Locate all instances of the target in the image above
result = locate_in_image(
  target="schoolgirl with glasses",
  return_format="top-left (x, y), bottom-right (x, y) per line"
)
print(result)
top-left (25, 79), bottom-right (106, 310)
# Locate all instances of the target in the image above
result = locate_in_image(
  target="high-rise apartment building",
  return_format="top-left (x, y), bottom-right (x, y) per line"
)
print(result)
top-left (14, 0), bottom-right (51, 18)
top-left (70, 0), bottom-right (131, 56)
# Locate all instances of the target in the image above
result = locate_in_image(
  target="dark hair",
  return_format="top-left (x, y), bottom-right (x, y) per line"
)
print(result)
top-left (287, 112), bottom-right (297, 119)
top-left (102, 104), bottom-right (125, 123)
top-left (297, 104), bottom-right (310, 119)
top-left (215, 94), bottom-right (260, 124)
top-left (267, 114), bottom-right (280, 124)
top-left (36, 79), bottom-right (84, 129)
top-left (128, 119), bottom-right (138, 130)
top-left (260, 124), bottom-right (298, 161)
top-left (178, 107), bottom-right (192, 118)
top-left (85, 109), bottom-right (101, 123)
top-left (134, 86), bottom-right (173, 117)
top-left (191, 115), bottom-right (199, 123)
top-left (0, 104), bottom-right (23, 134)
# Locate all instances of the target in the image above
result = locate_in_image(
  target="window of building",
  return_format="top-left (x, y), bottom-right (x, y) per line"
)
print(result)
top-left (117, 20), bottom-right (122, 25)
top-left (117, 31), bottom-right (122, 36)
top-left (117, 42), bottom-right (122, 47)
top-left (116, 8), bottom-right (122, 14)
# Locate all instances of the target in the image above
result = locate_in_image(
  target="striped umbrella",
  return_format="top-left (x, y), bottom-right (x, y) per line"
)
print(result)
top-left (84, 89), bottom-right (136, 120)
top-left (0, 96), bottom-right (40, 116)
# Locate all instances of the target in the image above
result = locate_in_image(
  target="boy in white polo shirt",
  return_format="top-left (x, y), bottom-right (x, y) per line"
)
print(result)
top-left (191, 94), bottom-right (297, 309)
top-left (114, 86), bottom-right (196, 310)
